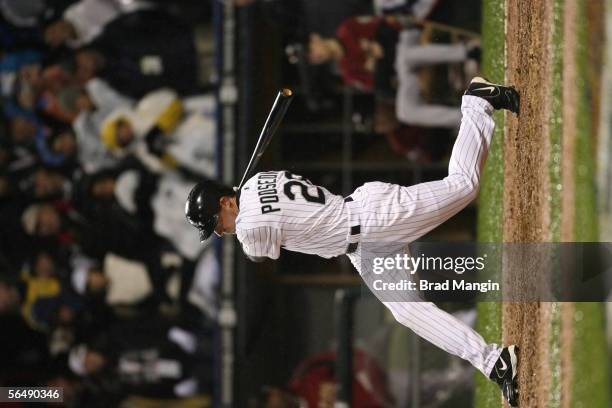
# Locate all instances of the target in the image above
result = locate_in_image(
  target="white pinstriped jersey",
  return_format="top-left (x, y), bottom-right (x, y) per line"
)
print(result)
top-left (235, 96), bottom-right (503, 377)
top-left (235, 171), bottom-right (350, 259)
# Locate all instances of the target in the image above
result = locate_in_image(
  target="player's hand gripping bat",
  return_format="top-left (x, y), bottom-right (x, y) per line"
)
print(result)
top-left (235, 88), bottom-right (294, 191)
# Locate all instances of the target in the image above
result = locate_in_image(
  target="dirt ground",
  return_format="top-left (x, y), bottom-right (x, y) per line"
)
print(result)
top-left (503, 1), bottom-right (554, 407)
top-left (501, 0), bottom-right (605, 407)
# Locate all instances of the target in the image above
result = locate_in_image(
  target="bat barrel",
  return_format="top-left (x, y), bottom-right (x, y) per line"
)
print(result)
top-left (236, 89), bottom-right (294, 190)
top-left (258, 89), bottom-right (293, 155)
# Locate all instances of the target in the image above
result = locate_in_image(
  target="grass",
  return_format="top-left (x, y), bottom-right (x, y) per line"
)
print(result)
top-left (548, 0), bottom-right (564, 406)
top-left (571, 303), bottom-right (609, 407)
top-left (549, 0), bottom-right (564, 244)
top-left (474, 0), bottom-right (505, 407)
top-left (570, 2), bottom-right (610, 407)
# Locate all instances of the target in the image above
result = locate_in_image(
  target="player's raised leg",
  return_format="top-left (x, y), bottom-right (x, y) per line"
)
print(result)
top-left (355, 77), bottom-right (519, 244)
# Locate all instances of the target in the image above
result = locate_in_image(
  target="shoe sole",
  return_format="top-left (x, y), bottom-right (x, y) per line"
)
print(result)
top-left (471, 76), bottom-right (493, 86)
top-left (508, 345), bottom-right (519, 380)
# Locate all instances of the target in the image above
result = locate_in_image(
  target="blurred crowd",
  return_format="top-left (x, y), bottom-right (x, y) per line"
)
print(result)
top-left (0, 0), bottom-right (219, 405)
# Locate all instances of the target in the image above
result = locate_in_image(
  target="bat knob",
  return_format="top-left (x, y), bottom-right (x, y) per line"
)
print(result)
top-left (233, 186), bottom-right (239, 192)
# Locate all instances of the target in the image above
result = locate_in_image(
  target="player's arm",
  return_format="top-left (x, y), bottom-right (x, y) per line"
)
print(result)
top-left (237, 226), bottom-right (282, 261)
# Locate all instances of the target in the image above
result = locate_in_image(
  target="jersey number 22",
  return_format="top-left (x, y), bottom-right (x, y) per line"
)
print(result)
top-left (283, 172), bottom-right (326, 204)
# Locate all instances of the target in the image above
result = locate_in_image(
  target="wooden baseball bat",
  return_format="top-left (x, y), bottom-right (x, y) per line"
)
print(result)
top-left (236, 88), bottom-right (294, 190)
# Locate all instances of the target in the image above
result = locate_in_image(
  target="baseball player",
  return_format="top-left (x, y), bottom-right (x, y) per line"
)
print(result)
top-left (186, 77), bottom-right (520, 406)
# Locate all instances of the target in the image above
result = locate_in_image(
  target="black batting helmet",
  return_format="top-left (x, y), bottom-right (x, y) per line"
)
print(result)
top-left (185, 180), bottom-right (235, 241)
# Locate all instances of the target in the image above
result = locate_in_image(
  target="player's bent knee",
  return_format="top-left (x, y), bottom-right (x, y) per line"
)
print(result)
top-left (464, 182), bottom-right (480, 200)
top-left (444, 175), bottom-right (480, 201)
top-left (458, 175), bottom-right (480, 200)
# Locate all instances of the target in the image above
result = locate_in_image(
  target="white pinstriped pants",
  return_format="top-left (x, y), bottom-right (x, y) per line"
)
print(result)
top-left (347, 95), bottom-right (501, 377)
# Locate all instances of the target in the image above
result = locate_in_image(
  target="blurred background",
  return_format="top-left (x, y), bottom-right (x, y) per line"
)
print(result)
top-left (0, 0), bottom-right (609, 407)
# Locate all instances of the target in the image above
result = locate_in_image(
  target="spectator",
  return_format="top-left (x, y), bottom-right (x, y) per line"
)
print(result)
top-left (71, 253), bottom-right (153, 307)
top-left (255, 348), bottom-right (394, 408)
top-left (99, 89), bottom-right (216, 178)
top-left (74, 8), bottom-right (199, 97)
top-left (0, 280), bottom-right (20, 314)
top-left (79, 161), bottom-right (213, 260)
top-left (0, 48), bottom-right (41, 99)
top-left (44, 0), bottom-right (150, 49)
top-left (35, 126), bottom-right (78, 172)
top-left (12, 166), bottom-right (70, 201)
top-left (9, 114), bottom-right (39, 147)
top-left (307, 16), bottom-right (401, 92)
top-left (305, 0), bottom-right (439, 92)
top-left (21, 203), bottom-right (63, 238)
top-left (307, 16), bottom-right (478, 130)
top-left (394, 29), bottom-right (478, 128)
top-left (73, 78), bottom-right (131, 173)
top-left (18, 251), bottom-right (67, 331)
top-left (68, 322), bottom-right (208, 401)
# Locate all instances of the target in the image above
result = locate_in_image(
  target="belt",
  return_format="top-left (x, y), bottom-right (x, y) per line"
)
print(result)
top-left (344, 196), bottom-right (360, 254)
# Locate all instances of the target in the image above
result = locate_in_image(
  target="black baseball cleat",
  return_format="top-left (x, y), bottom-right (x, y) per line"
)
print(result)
top-left (489, 345), bottom-right (519, 406)
top-left (464, 77), bottom-right (520, 114)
